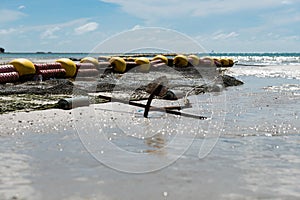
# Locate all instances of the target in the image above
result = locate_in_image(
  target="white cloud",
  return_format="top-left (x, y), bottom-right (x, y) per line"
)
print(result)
top-left (263, 9), bottom-right (300, 26)
top-left (1, 18), bottom-right (98, 43)
top-left (74, 22), bottom-right (99, 35)
top-left (0, 9), bottom-right (26, 23)
top-left (281, 0), bottom-right (293, 5)
top-left (40, 27), bottom-right (61, 39)
top-left (132, 25), bottom-right (143, 30)
top-left (100, 0), bottom-right (285, 20)
top-left (192, 0), bottom-right (282, 17)
top-left (0, 28), bottom-right (16, 35)
top-left (283, 35), bottom-right (300, 41)
top-left (18, 5), bottom-right (26, 10)
top-left (100, 0), bottom-right (189, 21)
top-left (213, 31), bottom-right (239, 40)
top-left (267, 32), bottom-right (281, 39)
top-left (18, 18), bottom-right (91, 33)
top-left (94, 27), bottom-right (205, 53)
top-left (15, 18), bottom-right (95, 40)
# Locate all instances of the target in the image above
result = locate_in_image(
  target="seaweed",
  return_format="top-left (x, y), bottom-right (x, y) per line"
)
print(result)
top-left (0, 73), bottom-right (243, 114)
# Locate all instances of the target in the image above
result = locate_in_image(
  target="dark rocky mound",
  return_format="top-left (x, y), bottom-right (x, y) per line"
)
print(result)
top-left (222, 75), bottom-right (244, 87)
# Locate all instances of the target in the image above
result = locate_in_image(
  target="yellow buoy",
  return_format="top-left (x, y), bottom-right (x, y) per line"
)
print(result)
top-left (126, 57), bottom-right (135, 62)
top-left (220, 58), bottom-right (230, 67)
top-left (109, 57), bottom-right (126, 73)
top-left (201, 57), bottom-right (215, 67)
top-left (152, 55), bottom-right (168, 65)
top-left (80, 57), bottom-right (99, 67)
top-left (135, 57), bottom-right (150, 72)
top-left (228, 59), bottom-right (234, 67)
top-left (213, 58), bottom-right (220, 63)
top-left (213, 58), bottom-right (222, 67)
top-left (173, 55), bottom-right (188, 67)
top-left (188, 55), bottom-right (200, 66)
top-left (56, 58), bottom-right (77, 77)
top-left (9, 58), bottom-right (36, 76)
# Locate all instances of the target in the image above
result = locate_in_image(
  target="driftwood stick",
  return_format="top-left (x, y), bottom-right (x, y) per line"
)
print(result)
top-left (97, 94), bottom-right (207, 120)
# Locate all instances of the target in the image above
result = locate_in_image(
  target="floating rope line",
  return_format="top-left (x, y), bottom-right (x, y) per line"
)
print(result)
top-left (0, 55), bottom-right (235, 84)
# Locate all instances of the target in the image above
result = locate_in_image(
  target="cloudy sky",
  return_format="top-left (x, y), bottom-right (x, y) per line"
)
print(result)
top-left (0, 0), bottom-right (299, 52)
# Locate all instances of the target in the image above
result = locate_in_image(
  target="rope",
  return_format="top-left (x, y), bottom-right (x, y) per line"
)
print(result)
top-left (182, 75), bottom-right (222, 105)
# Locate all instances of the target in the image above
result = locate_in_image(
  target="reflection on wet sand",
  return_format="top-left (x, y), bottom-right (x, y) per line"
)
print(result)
top-left (144, 133), bottom-right (167, 154)
top-left (0, 151), bottom-right (39, 200)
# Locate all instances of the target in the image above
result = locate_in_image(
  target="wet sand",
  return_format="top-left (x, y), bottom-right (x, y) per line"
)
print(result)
top-left (0, 109), bottom-right (75, 136)
top-left (1, 124), bottom-right (299, 200)
top-left (0, 75), bottom-right (300, 199)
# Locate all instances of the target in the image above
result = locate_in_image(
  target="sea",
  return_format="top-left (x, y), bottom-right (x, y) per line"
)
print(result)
top-left (1, 51), bottom-right (300, 68)
top-left (0, 52), bottom-right (300, 200)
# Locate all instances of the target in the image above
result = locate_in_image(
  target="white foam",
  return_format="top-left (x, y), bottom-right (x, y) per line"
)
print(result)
top-left (231, 55), bottom-right (300, 66)
top-left (227, 65), bottom-right (300, 80)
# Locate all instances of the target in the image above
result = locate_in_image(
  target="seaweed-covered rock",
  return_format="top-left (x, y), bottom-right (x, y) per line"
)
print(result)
top-left (0, 79), bottom-right (75, 95)
top-left (222, 75), bottom-right (244, 87)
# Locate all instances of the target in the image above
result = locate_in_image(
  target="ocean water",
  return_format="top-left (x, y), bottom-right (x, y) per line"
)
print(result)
top-left (0, 52), bottom-right (90, 64)
top-left (1, 52), bottom-right (300, 64)
top-left (0, 52), bottom-right (300, 199)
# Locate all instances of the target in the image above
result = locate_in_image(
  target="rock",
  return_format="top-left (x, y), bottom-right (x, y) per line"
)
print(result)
top-left (0, 79), bottom-right (75, 95)
top-left (222, 75), bottom-right (244, 87)
top-left (0, 47), bottom-right (4, 53)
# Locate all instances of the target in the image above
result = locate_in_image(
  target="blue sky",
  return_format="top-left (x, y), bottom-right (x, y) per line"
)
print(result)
top-left (0, 0), bottom-right (299, 52)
